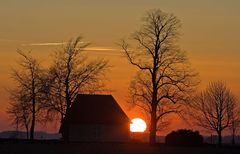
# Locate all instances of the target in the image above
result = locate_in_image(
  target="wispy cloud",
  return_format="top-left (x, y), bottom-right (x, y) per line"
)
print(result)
top-left (21, 42), bottom-right (67, 46)
top-left (22, 43), bottom-right (117, 51)
top-left (20, 42), bottom-right (120, 55)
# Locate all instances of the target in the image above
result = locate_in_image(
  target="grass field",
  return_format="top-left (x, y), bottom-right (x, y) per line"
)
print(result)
top-left (1, 140), bottom-right (240, 154)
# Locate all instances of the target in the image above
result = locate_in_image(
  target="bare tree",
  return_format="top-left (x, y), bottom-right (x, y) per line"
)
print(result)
top-left (44, 37), bottom-right (108, 139)
top-left (122, 9), bottom-right (197, 144)
top-left (9, 50), bottom-right (45, 140)
top-left (7, 89), bottom-right (31, 139)
top-left (189, 81), bottom-right (236, 146)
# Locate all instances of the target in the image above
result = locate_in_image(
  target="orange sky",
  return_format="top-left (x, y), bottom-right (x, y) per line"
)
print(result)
top-left (0, 0), bottom-right (240, 135)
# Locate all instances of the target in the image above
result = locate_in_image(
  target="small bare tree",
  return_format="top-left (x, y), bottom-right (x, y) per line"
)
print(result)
top-left (9, 50), bottom-right (45, 140)
top-left (44, 37), bottom-right (108, 139)
top-left (7, 89), bottom-right (31, 139)
top-left (122, 9), bottom-right (198, 144)
top-left (189, 81), bottom-right (236, 146)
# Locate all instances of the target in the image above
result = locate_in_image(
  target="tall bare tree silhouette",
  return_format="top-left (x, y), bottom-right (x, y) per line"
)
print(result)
top-left (122, 9), bottom-right (198, 144)
top-left (9, 51), bottom-right (46, 140)
top-left (44, 37), bottom-right (108, 140)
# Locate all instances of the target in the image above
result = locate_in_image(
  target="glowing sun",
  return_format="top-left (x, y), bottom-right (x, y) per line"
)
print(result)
top-left (130, 118), bottom-right (147, 132)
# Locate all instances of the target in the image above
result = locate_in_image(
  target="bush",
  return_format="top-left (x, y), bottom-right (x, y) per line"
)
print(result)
top-left (165, 129), bottom-right (203, 146)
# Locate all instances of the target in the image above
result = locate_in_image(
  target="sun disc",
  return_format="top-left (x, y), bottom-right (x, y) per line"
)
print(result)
top-left (130, 118), bottom-right (147, 132)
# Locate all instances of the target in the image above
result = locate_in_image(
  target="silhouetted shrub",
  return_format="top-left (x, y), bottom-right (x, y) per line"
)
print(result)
top-left (165, 129), bottom-right (203, 146)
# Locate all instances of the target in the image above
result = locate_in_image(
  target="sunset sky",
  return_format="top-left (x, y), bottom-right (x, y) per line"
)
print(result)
top-left (0, 0), bottom-right (240, 135)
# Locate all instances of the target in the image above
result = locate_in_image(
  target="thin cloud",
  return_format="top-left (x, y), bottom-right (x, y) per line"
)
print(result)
top-left (20, 42), bottom-right (121, 56)
top-left (21, 42), bottom-right (67, 46)
top-left (21, 41), bottom-right (88, 46)
top-left (21, 44), bottom-right (117, 51)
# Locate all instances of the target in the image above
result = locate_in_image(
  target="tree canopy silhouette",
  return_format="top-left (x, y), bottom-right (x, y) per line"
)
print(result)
top-left (188, 81), bottom-right (238, 146)
top-left (8, 50), bottom-right (47, 140)
top-left (43, 37), bottom-right (109, 139)
top-left (122, 9), bottom-right (198, 144)
top-left (7, 89), bottom-right (31, 139)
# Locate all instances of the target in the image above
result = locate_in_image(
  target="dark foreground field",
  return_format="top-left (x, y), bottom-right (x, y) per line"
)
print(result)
top-left (1, 140), bottom-right (240, 154)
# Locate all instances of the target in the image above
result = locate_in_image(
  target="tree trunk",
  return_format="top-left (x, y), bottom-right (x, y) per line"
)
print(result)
top-left (149, 105), bottom-right (157, 145)
top-left (150, 61), bottom-right (158, 145)
top-left (30, 113), bottom-right (35, 140)
top-left (64, 93), bottom-right (71, 142)
top-left (30, 96), bottom-right (36, 140)
top-left (150, 88), bottom-right (157, 145)
top-left (217, 131), bottom-right (222, 146)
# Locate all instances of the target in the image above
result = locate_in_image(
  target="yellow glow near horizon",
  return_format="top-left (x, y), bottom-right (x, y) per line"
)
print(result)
top-left (130, 118), bottom-right (147, 132)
